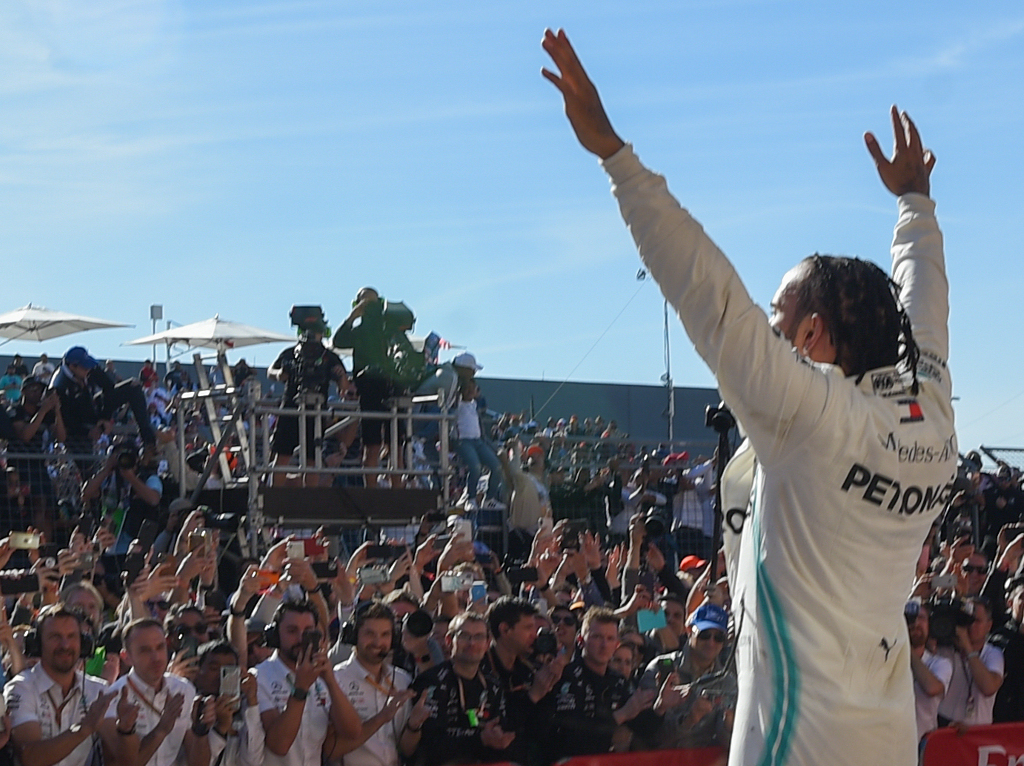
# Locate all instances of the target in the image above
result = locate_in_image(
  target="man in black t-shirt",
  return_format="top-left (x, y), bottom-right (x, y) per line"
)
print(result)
top-left (541, 606), bottom-right (655, 760)
top-left (401, 612), bottom-right (515, 766)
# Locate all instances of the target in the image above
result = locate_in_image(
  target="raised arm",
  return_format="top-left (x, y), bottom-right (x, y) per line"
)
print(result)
top-left (866, 106), bottom-right (949, 370)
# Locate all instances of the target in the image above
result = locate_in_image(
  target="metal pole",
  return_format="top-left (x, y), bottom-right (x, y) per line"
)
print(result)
top-left (664, 299), bottom-right (673, 443)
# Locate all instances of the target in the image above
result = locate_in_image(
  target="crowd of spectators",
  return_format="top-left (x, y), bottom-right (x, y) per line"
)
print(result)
top-left (7, 343), bottom-right (1024, 765)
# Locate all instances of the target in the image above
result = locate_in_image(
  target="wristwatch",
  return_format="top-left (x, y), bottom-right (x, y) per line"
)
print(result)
top-left (291, 686), bottom-right (309, 702)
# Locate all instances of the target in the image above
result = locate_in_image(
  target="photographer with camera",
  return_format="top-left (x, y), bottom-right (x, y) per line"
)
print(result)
top-left (936, 596), bottom-right (1004, 727)
top-left (268, 307), bottom-right (350, 487)
top-left (81, 440), bottom-right (162, 554)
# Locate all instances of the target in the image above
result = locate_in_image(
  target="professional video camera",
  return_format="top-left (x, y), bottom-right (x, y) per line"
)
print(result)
top-left (287, 305), bottom-right (332, 400)
top-left (112, 436), bottom-right (139, 471)
top-left (927, 594), bottom-right (975, 646)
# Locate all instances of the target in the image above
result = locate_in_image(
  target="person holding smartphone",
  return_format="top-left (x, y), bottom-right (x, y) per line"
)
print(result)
top-left (193, 641), bottom-right (264, 766)
top-left (253, 600), bottom-right (360, 766)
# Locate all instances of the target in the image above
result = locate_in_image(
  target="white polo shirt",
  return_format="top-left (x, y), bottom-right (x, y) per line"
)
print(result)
top-left (254, 651), bottom-right (332, 766)
top-left (105, 670), bottom-right (196, 766)
top-left (4, 665), bottom-right (108, 766)
top-left (333, 656), bottom-right (411, 766)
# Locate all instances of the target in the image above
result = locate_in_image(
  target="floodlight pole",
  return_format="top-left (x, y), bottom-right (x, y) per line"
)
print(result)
top-left (150, 305), bottom-right (163, 377)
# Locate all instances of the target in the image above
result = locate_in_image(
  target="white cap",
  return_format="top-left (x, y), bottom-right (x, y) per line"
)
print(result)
top-left (452, 352), bottom-right (482, 371)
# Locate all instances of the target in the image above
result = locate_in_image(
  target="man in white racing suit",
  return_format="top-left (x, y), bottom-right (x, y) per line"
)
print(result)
top-left (542, 29), bottom-right (955, 766)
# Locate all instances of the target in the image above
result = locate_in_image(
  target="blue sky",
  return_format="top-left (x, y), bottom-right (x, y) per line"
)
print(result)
top-left (1, 0), bottom-right (1022, 455)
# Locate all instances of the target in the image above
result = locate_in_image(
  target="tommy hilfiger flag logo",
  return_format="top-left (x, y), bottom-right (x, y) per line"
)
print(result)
top-left (898, 399), bottom-right (924, 424)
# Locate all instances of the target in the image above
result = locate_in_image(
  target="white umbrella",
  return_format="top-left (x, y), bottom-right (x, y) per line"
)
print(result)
top-left (123, 315), bottom-right (295, 352)
top-left (0, 303), bottom-right (131, 343)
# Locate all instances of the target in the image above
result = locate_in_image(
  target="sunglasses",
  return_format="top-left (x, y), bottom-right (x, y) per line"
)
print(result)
top-left (697, 631), bottom-right (726, 643)
top-left (178, 623), bottom-right (209, 636)
top-left (963, 565), bottom-right (987, 575)
top-left (553, 615), bottom-right (578, 627)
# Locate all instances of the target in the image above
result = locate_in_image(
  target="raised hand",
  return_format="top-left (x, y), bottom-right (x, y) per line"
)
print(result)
top-left (115, 687), bottom-right (140, 733)
top-left (156, 693), bottom-right (185, 736)
top-left (480, 718), bottom-right (515, 750)
top-left (541, 28), bottom-right (625, 159)
top-left (864, 106), bottom-right (935, 198)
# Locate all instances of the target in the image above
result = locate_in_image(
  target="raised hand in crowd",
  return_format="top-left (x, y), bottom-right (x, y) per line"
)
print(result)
top-left (81, 689), bottom-right (119, 733)
top-left (0, 537), bottom-right (13, 569)
top-left (653, 672), bottom-right (689, 715)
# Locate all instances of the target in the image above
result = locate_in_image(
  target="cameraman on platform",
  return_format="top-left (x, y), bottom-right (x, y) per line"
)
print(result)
top-left (268, 306), bottom-right (350, 487)
top-left (936, 596), bottom-right (1004, 727)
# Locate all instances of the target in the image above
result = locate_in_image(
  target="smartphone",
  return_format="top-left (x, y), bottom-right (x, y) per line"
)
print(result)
top-left (357, 565), bottom-right (388, 585)
top-left (932, 574), bottom-right (957, 590)
top-left (506, 566), bottom-right (539, 585)
top-left (432, 534), bottom-right (452, 551)
top-left (311, 561), bottom-right (338, 579)
top-left (123, 552), bottom-right (146, 586)
top-left (451, 519), bottom-right (473, 542)
top-left (302, 538), bottom-right (327, 557)
top-left (538, 517), bottom-right (553, 537)
top-left (0, 692), bottom-right (6, 731)
top-left (286, 541), bottom-right (305, 560)
top-left (301, 629), bottom-right (323, 653)
top-left (219, 666), bottom-right (241, 710)
top-left (255, 569), bottom-right (280, 590)
top-left (136, 519), bottom-right (160, 552)
top-left (469, 580), bottom-right (487, 603)
top-left (9, 531), bottom-right (41, 550)
top-left (0, 573), bottom-right (39, 596)
top-left (188, 531), bottom-right (208, 553)
top-left (178, 633), bottom-right (200, 659)
top-left (656, 657), bottom-right (675, 684)
top-left (365, 544), bottom-right (401, 561)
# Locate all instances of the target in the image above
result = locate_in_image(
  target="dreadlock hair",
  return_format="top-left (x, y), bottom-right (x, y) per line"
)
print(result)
top-left (792, 254), bottom-right (920, 395)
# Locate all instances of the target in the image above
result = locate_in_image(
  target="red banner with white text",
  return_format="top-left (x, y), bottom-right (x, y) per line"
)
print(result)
top-left (922, 724), bottom-right (1024, 766)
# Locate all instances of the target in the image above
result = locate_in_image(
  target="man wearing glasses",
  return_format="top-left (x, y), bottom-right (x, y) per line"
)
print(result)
top-left (400, 612), bottom-right (514, 766)
top-left (549, 606), bottom-right (579, 657)
top-left (633, 603), bottom-right (736, 750)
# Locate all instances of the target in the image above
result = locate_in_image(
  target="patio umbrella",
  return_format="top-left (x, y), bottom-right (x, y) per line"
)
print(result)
top-left (123, 315), bottom-right (296, 353)
top-left (0, 303), bottom-right (131, 344)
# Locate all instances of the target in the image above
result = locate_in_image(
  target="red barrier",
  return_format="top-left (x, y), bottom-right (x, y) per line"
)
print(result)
top-left (558, 748), bottom-right (725, 766)
top-left (922, 724), bottom-right (1024, 766)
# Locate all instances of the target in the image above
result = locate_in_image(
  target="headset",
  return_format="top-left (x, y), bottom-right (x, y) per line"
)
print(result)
top-left (263, 600), bottom-right (320, 650)
top-left (24, 605), bottom-right (95, 659)
top-left (339, 601), bottom-right (401, 648)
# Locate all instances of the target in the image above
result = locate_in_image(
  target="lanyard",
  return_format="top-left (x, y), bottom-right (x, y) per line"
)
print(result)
top-left (45, 684), bottom-right (81, 728)
top-left (455, 672), bottom-right (487, 727)
top-left (126, 677), bottom-right (164, 717)
top-left (364, 672), bottom-right (396, 697)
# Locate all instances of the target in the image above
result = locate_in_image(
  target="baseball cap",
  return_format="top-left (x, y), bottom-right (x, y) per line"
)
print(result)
top-left (679, 554), bottom-right (707, 572)
top-left (452, 352), bottom-right (483, 371)
top-left (525, 444), bottom-right (545, 461)
top-left (689, 603), bottom-right (729, 633)
top-left (64, 346), bottom-right (98, 369)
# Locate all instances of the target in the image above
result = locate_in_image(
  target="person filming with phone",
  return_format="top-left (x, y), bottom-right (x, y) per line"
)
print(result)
top-left (192, 641), bottom-right (264, 766)
top-left (252, 600), bottom-right (360, 766)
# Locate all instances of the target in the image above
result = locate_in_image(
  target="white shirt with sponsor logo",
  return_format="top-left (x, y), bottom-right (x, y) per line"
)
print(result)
top-left (938, 643), bottom-right (1004, 726)
top-left (104, 670), bottom-right (196, 766)
top-left (254, 651), bottom-right (332, 766)
top-left (333, 657), bottom-right (410, 766)
top-left (4, 666), bottom-right (108, 766)
top-left (606, 145), bottom-right (955, 766)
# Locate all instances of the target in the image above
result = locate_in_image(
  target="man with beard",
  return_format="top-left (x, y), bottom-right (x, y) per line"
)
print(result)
top-left (480, 597), bottom-right (567, 766)
top-left (254, 601), bottom-right (361, 766)
top-left (330, 603), bottom-right (414, 766)
top-left (101, 618), bottom-right (213, 766)
top-left (3, 605), bottom-right (116, 766)
top-left (904, 599), bottom-right (951, 741)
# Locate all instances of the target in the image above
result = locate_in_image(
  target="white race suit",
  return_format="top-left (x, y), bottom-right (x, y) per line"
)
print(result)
top-left (602, 144), bottom-right (956, 766)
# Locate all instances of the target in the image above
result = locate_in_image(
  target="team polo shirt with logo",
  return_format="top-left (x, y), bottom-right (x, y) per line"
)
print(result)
top-left (4, 665), bottom-right (108, 766)
top-left (333, 656), bottom-right (411, 766)
top-left (254, 651), bottom-right (333, 766)
top-left (104, 670), bottom-right (195, 766)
